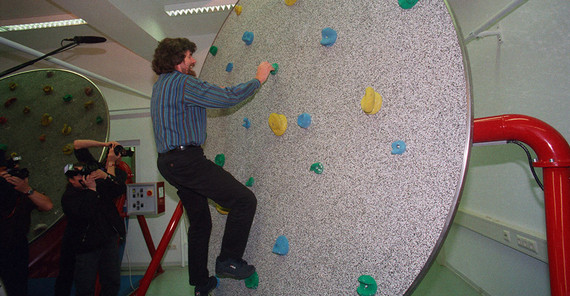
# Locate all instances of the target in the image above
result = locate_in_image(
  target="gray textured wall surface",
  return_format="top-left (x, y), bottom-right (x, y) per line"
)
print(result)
top-left (199, 0), bottom-right (471, 295)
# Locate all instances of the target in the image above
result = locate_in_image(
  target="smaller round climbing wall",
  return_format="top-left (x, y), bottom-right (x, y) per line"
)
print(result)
top-left (0, 69), bottom-right (109, 241)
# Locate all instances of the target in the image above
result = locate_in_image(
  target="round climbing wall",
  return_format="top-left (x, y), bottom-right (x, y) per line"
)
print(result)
top-left (200, 0), bottom-right (471, 295)
top-left (0, 69), bottom-right (109, 242)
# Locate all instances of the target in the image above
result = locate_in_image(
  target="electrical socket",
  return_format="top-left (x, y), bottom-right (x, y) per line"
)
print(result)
top-left (503, 230), bottom-right (511, 242)
top-left (516, 235), bottom-right (538, 254)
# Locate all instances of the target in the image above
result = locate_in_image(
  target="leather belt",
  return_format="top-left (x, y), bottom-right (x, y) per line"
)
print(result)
top-left (162, 145), bottom-right (199, 154)
top-left (174, 145), bottom-right (196, 151)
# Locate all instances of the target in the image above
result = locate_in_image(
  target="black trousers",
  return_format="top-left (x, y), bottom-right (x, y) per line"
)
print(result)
top-left (157, 146), bottom-right (257, 286)
top-left (54, 224), bottom-right (75, 296)
top-left (74, 238), bottom-right (121, 296)
top-left (0, 237), bottom-right (28, 296)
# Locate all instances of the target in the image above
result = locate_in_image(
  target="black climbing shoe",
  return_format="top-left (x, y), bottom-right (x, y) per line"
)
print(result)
top-left (194, 276), bottom-right (218, 296)
top-left (215, 257), bottom-right (256, 280)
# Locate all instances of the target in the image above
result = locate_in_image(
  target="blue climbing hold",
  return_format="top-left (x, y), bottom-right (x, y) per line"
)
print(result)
top-left (320, 27), bottom-right (337, 47)
top-left (226, 63), bottom-right (234, 72)
top-left (272, 235), bottom-right (290, 255)
top-left (297, 113), bottom-right (312, 128)
top-left (391, 140), bottom-right (406, 155)
top-left (243, 117), bottom-right (251, 129)
top-left (242, 31), bottom-right (254, 45)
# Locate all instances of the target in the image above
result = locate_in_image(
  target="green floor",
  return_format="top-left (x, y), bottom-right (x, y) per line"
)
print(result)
top-left (122, 262), bottom-right (481, 295)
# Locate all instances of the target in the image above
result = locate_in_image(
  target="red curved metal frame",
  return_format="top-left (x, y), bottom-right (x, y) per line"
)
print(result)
top-left (474, 114), bottom-right (570, 296)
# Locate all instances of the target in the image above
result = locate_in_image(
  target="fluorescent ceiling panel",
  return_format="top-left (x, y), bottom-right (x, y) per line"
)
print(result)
top-left (0, 19), bottom-right (86, 32)
top-left (165, 0), bottom-right (236, 16)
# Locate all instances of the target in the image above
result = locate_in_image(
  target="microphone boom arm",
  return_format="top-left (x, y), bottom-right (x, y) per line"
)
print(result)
top-left (0, 40), bottom-right (78, 78)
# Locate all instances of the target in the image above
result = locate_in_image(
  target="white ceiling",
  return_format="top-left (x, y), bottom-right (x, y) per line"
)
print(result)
top-left (0, 0), bottom-right (236, 61)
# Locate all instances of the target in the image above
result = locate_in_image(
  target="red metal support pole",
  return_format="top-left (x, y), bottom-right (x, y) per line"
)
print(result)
top-left (137, 215), bottom-right (164, 274)
top-left (473, 114), bottom-right (570, 296)
top-left (135, 201), bottom-right (185, 295)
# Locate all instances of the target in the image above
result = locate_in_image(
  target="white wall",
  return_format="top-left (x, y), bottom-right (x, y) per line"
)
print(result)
top-left (440, 0), bottom-right (570, 294)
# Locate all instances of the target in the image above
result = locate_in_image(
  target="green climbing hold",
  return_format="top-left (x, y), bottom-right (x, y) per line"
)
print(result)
top-left (270, 63), bottom-right (279, 75)
top-left (357, 275), bottom-right (377, 296)
top-left (63, 94), bottom-right (73, 102)
top-left (310, 162), bottom-right (323, 174)
top-left (245, 177), bottom-right (254, 187)
top-left (96, 116), bottom-right (103, 124)
top-left (398, 0), bottom-right (419, 9)
top-left (215, 154), bottom-right (225, 167)
top-left (209, 46), bottom-right (218, 56)
top-left (244, 271), bottom-right (259, 289)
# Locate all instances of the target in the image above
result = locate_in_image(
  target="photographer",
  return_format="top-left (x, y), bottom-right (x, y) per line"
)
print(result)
top-left (58, 139), bottom-right (127, 296)
top-left (0, 146), bottom-right (53, 296)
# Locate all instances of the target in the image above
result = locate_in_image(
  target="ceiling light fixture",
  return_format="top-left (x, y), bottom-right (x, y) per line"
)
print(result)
top-left (0, 19), bottom-right (87, 32)
top-left (164, 1), bottom-right (236, 16)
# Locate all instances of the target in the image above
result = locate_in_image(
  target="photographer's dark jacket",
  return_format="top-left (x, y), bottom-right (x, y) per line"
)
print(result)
top-left (0, 179), bottom-right (36, 253)
top-left (62, 176), bottom-right (126, 254)
top-left (61, 148), bottom-right (126, 254)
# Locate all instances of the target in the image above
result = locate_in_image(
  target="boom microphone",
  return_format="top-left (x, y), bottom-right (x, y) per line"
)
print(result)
top-left (63, 36), bottom-right (107, 44)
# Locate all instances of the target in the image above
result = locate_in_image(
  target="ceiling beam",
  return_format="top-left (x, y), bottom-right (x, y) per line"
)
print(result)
top-left (51, 0), bottom-right (158, 61)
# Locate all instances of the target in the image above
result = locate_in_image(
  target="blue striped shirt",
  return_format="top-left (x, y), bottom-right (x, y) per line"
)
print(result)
top-left (151, 71), bottom-right (260, 153)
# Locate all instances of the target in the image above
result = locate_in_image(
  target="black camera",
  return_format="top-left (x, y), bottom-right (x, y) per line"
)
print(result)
top-left (1, 152), bottom-right (30, 179)
top-left (7, 167), bottom-right (30, 179)
top-left (80, 162), bottom-right (101, 176)
top-left (64, 162), bottom-right (101, 178)
top-left (114, 145), bottom-right (134, 157)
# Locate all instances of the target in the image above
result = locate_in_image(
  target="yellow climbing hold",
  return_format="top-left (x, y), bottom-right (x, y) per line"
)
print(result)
top-left (360, 87), bottom-right (383, 115)
top-left (61, 124), bottom-right (72, 135)
top-left (41, 113), bottom-right (53, 126)
top-left (285, 0), bottom-right (297, 6)
top-left (268, 113), bottom-right (287, 136)
top-left (62, 144), bottom-right (74, 155)
top-left (84, 100), bottom-right (94, 109)
top-left (235, 5), bottom-right (242, 15)
top-left (215, 203), bottom-right (231, 215)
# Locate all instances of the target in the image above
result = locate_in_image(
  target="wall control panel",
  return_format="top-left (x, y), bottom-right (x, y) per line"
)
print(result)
top-left (126, 182), bottom-right (165, 216)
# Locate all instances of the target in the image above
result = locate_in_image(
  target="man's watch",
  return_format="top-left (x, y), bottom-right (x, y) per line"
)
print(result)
top-left (25, 188), bottom-right (35, 196)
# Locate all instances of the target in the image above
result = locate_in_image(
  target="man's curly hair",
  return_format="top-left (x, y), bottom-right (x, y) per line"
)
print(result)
top-left (152, 38), bottom-right (197, 75)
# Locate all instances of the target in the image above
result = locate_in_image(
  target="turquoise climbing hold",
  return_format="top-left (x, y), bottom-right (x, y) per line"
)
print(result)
top-left (297, 113), bottom-right (312, 128)
top-left (273, 235), bottom-right (290, 255)
top-left (215, 154), bottom-right (225, 167)
top-left (320, 27), bottom-right (337, 47)
top-left (242, 31), bottom-right (254, 45)
top-left (391, 140), bottom-right (406, 155)
top-left (310, 162), bottom-right (324, 174)
top-left (357, 275), bottom-right (377, 296)
top-left (243, 117), bottom-right (251, 129)
top-left (398, 0), bottom-right (419, 9)
top-left (226, 63), bottom-right (233, 72)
